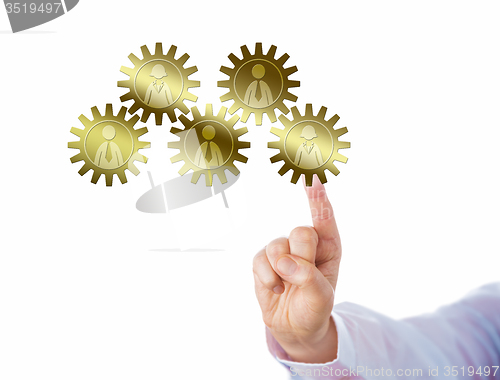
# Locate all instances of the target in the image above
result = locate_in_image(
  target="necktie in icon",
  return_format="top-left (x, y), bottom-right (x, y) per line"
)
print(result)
top-left (205, 141), bottom-right (212, 164)
top-left (255, 80), bottom-right (262, 101)
top-left (105, 142), bottom-right (113, 162)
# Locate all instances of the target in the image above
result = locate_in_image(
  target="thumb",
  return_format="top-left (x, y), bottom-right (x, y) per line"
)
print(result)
top-left (275, 254), bottom-right (334, 305)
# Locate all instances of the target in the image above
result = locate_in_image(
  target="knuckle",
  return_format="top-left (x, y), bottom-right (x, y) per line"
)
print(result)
top-left (289, 226), bottom-right (318, 245)
top-left (267, 239), bottom-right (289, 257)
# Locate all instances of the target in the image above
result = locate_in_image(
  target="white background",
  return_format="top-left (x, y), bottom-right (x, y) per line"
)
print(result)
top-left (1, 1), bottom-right (500, 379)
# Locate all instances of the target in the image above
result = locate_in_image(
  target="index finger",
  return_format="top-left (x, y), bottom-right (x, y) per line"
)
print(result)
top-left (304, 175), bottom-right (341, 259)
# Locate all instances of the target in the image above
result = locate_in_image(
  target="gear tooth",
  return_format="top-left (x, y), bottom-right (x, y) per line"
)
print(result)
top-left (184, 92), bottom-right (198, 102)
top-left (291, 106), bottom-right (301, 119)
top-left (234, 153), bottom-right (248, 163)
top-left (120, 92), bottom-right (133, 102)
top-left (170, 153), bottom-right (183, 163)
top-left (169, 127), bottom-right (183, 135)
top-left (78, 163), bottom-right (91, 175)
top-left (327, 114), bottom-right (340, 127)
top-left (254, 42), bottom-right (263, 56)
top-left (239, 141), bottom-right (251, 149)
top-left (129, 102), bottom-right (140, 115)
top-left (270, 126), bottom-right (283, 137)
top-left (288, 80), bottom-right (300, 88)
top-left (117, 171), bottom-right (127, 184)
top-left (177, 53), bottom-right (189, 66)
top-left (220, 92), bottom-right (233, 102)
top-left (217, 105), bottom-right (227, 119)
top-left (120, 66), bottom-right (133, 76)
top-left (335, 126), bottom-right (348, 137)
top-left (228, 115), bottom-right (240, 127)
top-left (188, 80), bottom-right (201, 89)
top-left (337, 141), bottom-right (351, 149)
top-left (166, 44), bottom-right (177, 59)
top-left (134, 152), bottom-right (148, 163)
top-left (117, 106), bottom-right (127, 119)
top-left (70, 127), bottom-right (84, 137)
top-left (128, 53), bottom-right (141, 66)
top-left (118, 80), bottom-right (130, 88)
top-left (105, 173), bottom-right (114, 187)
top-left (335, 153), bottom-right (349, 164)
top-left (278, 165), bottom-right (291, 176)
top-left (140, 45), bottom-right (152, 59)
top-left (176, 103), bottom-right (189, 115)
top-left (216, 171), bottom-right (227, 184)
top-left (154, 42), bottom-right (163, 56)
top-left (291, 171), bottom-right (301, 184)
top-left (141, 110), bottom-right (152, 123)
top-left (235, 126), bottom-right (248, 136)
top-left (91, 170), bottom-right (101, 184)
top-left (255, 112), bottom-right (263, 126)
top-left (228, 104), bottom-right (240, 115)
top-left (267, 45), bottom-right (277, 58)
top-left (270, 153), bottom-right (282, 163)
top-left (191, 171), bottom-right (201, 184)
top-left (285, 66), bottom-right (298, 76)
top-left (135, 127), bottom-right (148, 137)
top-left (278, 114), bottom-right (290, 126)
top-left (67, 141), bottom-right (80, 149)
top-left (205, 173), bottom-right (213, 187)
top-left (327, 164), bottom-right (340, 176)
top-left (228, 53), bottom-right (239, 65)
top-left (317, 171), bottom-right (327, 184)
top-left (128, 163), bottom-right (140, 176)
top-left (155, 112), bottom-right (163, 125)
top-left (240, 45), bottom-right (251, 57)
top-left (277, 103), bottom-right (290, 115)
top-left (268, 141), bottom-right (280, 150)
top-left (267, 110), bottom-right (277, 123)
top-left (70, 152), bottom-right (84, 163)
top-left (185, 66), bottom-right (197, 76)
top-left (240, 110), bottom-right (250, 122)
top-left (304, 173), bottom-right (314, 186)
top-left (205, 103), bottom-right (214, 117)
top-left (277, 53), bottom-right (290, 65)
top-left (305, 103), bottom-right (313, 116)
top-left (318, 106), bottom-right (327, 120)
top-left (91, 106), bottom-right (101, 120)
top-left (105, 104), bottom-right (113, 116)
top-left (137, 141), bottom-right (150, 150)
top-left (179, 164), bottom-right (191, 175)
top-left (220, 66), bottom-right (232, 76)
top-left (226, 166), bottom-right (240, 176)
top-left (284, 93), bottom-right (298, 102)
top-left (178, 114), bottom-right (190, 126)
top-left (217, 80), bottom-right (232, 88)
top-left (129, 114), bottom-right (140, 126)
top-left (191, 106), bottom-right (201, 120)
top-left (166, 109), bottom-right (178, 122)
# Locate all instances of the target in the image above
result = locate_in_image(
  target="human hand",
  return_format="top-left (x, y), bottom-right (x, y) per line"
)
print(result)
top-left (253, 175), bottom-right (341, 363)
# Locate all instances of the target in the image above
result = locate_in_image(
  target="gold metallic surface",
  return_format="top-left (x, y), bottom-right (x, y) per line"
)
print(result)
top-left (268, 104), bottom-right (350, 186)
top-left (118, 43), bottom-right (200, 125)
top-left (218, 43), bottom-right (300, 125)
top-left (68, 104), bottom-right (150, 186)
top-left (168, 104), bottom-right (250, 186)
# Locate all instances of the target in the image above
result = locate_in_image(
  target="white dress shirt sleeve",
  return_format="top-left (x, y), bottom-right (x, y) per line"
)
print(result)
top-left (266, 283), bottom-right (500, 380)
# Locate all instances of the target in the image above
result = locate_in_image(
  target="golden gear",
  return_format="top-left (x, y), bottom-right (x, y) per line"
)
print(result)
top-left (118, 43), bottom-right (199, 125)
top-left (168, 104), bottom-right (250, 186)
top-left (268, 104), bottom-right (350, 186)
top-left (218, 42), bottom-right (300, 126)
top-left (68, 104), bottom-right (150, 186)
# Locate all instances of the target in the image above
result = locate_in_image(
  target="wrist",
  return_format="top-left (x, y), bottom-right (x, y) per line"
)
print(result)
top-left (272, 316), bottom-right (338, 364)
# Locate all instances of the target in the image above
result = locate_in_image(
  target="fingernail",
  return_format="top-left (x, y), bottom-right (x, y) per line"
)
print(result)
top-left (277, 257), bottom-right (298, 276)
top-left (273, 285), bottom-right (284, 294)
